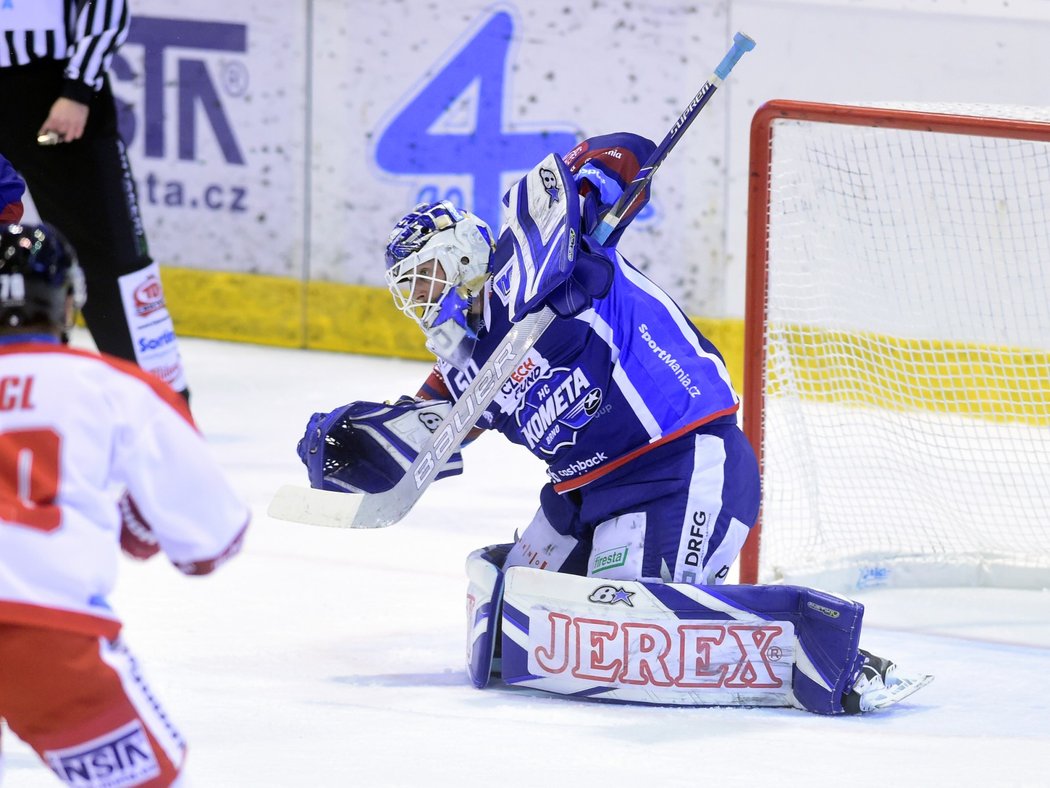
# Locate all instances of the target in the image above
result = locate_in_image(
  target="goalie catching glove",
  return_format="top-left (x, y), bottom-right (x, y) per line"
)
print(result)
top-left (297, 396), bottom-right (465, 494)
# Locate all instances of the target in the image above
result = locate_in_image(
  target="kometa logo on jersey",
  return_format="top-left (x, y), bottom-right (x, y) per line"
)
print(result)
top-left (515, 366), bottom-right (602, 454)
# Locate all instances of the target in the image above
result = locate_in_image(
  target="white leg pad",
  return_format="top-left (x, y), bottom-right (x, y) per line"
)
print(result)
top-left (495, 567), bottom-right (866, 714)
top-left (465, 545), bottom-right (508, 688)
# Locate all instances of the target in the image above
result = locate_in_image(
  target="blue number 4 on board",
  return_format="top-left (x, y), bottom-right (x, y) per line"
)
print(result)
top-left (374, 11), bottom-right (578, 227)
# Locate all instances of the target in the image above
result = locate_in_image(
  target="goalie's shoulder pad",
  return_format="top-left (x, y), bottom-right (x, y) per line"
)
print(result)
top-left (297, 396), bottom-right (464, 494)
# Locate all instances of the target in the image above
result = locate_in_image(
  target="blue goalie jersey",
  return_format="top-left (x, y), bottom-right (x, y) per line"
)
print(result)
top-left (431, 243), bottom-right (740, 493)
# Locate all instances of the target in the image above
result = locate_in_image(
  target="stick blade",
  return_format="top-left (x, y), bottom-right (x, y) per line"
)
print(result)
top-left (267, 485), bottom-right (369, 529)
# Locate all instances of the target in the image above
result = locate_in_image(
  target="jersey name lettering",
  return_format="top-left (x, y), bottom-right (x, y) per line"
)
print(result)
top-left (0, 375), bottom-right (35, 411)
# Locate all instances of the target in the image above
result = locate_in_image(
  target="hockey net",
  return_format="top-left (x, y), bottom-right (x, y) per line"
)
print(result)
top-left (740, 100), bottom-right (1050, 591)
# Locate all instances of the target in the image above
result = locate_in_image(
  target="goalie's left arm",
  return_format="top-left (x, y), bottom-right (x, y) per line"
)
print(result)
top-left (297, 396), bottom-right (466, 494)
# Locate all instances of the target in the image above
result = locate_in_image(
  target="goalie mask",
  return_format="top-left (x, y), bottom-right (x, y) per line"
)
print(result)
top-left (0, 222), bottom-right (86, 341)
top-left (384, 201), bottom-right (496, 367)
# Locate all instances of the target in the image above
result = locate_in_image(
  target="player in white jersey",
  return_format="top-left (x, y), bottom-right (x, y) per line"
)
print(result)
top-left (0, 224), bottom-right (250, 786)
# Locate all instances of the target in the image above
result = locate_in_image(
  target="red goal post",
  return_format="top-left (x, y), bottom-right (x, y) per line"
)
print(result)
top-left (740, 99), bottom-right (1050, 590)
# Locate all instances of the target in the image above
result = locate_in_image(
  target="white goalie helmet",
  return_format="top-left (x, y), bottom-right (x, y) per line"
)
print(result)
top-left (384, 201), bottom-right (496, 366)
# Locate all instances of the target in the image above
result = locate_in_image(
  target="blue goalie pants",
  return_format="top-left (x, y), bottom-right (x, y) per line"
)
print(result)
top-left (505, 416), bottom-right (760, 585)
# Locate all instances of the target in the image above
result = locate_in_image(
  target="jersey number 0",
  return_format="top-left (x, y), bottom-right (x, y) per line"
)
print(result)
top-left (0, 428), bottom-right (62, 531)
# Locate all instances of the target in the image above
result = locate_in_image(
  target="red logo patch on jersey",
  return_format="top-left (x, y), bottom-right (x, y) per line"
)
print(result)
top-left (133, 276), bottom-right (166, 316)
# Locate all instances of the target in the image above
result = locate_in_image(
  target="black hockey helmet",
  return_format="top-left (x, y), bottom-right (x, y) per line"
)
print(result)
top-left (0, 222), bottom-right (86, 334)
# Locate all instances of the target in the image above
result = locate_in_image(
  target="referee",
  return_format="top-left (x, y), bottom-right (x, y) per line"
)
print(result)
top-left (0, 0), bottom-right (189, 399)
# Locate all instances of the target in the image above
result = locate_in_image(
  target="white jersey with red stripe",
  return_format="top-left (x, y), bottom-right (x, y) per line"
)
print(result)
top-left (0, 336), bottom-right (249, 638)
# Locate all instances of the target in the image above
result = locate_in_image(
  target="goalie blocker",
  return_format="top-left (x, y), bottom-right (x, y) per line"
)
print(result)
top-left (465, 547), bottom-right (932, 715)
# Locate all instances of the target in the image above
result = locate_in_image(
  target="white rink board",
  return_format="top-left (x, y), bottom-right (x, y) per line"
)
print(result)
top-left (110, 0), bottom-right (307, 277)
top-left (108, 0), bottom-right (1050, 319)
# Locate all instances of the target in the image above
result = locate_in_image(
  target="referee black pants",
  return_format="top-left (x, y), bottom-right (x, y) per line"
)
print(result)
top-left (0, 62), bottom-right (187, 395)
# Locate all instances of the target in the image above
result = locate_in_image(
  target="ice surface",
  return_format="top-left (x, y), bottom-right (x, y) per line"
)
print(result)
top-left (5, 334), bottom-right (1049, 787)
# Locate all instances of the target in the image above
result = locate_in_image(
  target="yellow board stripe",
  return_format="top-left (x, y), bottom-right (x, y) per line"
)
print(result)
top-left (159, 265), bottom-right (746, 387)
top-left (163, 268), bottom-right (1049, 425)
top-left (161, 267), bottom-right (431, 360)
top-left (768, 325), bottom-right (1050, 425)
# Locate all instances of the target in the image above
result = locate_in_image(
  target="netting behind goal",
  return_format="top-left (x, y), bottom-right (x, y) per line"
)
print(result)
top-left (740, 100), bottom-right (1050, 591)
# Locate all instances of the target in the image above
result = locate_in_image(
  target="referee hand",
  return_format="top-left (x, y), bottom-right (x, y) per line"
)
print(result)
top-left (37, 98), bottom-right (90, 144)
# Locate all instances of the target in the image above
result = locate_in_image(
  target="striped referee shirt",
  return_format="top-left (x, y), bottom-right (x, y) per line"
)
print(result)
top-left (1, 0), bottom-right (129, 103)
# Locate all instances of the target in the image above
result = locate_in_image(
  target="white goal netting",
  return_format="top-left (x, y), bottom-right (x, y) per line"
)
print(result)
top-left (751, 101), bottom-right (1050, 590)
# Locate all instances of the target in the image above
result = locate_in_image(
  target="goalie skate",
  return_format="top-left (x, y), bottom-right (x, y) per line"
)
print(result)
top-left (843, 649), bottom-right (933, 714)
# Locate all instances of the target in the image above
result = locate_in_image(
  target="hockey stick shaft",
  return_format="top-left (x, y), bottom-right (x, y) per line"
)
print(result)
top-left (593, 32), bottom-right (756, 245)
top-left (268, 32), bottom-right (756, 529)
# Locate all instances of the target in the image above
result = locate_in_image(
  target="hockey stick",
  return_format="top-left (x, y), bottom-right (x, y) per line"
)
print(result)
top-left (267, 32), bottom-right (756, 529)
top-left (593, 32), bottom-right (755, 244)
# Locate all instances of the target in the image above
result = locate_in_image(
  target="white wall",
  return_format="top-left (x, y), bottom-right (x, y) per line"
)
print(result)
top-left (113, 0), bottom-right (1050, 319)
top-left (108, 0), bottom-right (307, 274)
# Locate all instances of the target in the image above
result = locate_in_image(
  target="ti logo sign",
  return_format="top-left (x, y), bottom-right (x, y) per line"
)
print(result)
top-left (374, 10), bottom-right (577, 228)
